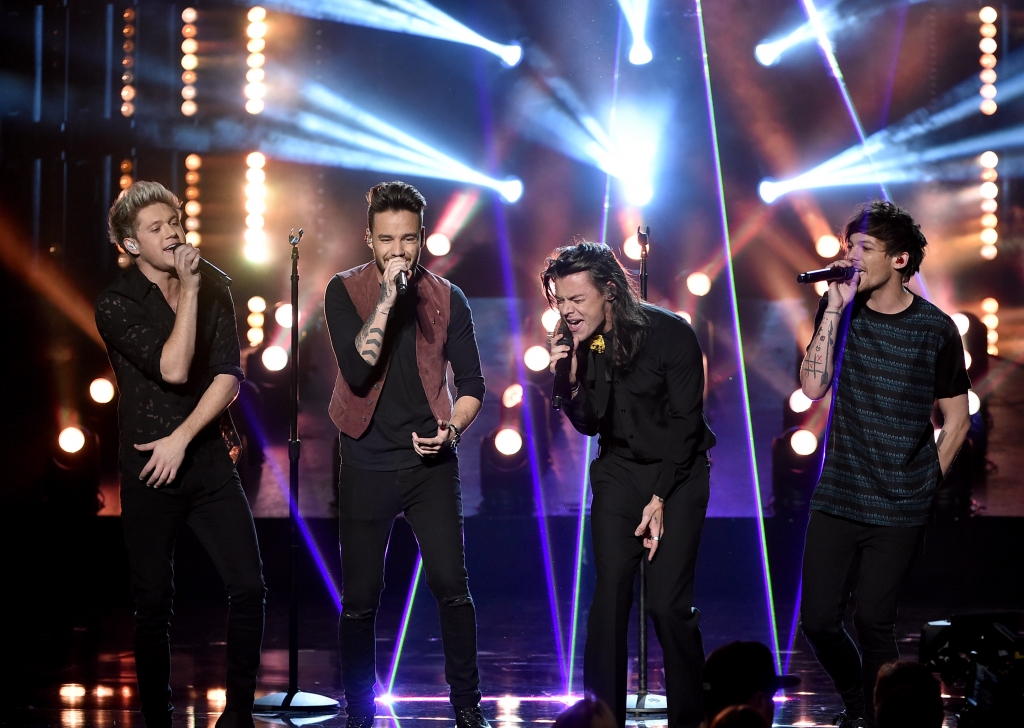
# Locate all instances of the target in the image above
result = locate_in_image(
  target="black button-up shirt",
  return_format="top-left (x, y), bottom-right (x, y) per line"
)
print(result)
top-left (564, 304), bottom-right (716, 499)
top-left (95, 264), bottom-right (244, 492)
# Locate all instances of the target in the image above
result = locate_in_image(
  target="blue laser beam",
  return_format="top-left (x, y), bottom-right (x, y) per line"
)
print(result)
top-left (695, 0), bottom-right (782, 671)
top-left (260, 0), bottom-right (522, 66)
top-left (386, 555), bottom-right (424, 695)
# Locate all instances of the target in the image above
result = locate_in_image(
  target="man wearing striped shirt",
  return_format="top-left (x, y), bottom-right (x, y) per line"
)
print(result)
top-left (798, 201), bottom-right (971, 728)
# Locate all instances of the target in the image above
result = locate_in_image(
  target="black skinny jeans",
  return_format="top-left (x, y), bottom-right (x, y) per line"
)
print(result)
top-left (338, 455), bottom-right (480, 717)
top-left (800, 510), bottom-right (925, 727)
top-left (120, 472), bottom-right (265, 727)
top-left (585, 452), bottom-right (711, 728)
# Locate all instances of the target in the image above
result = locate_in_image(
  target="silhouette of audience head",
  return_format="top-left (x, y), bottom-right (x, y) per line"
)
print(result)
top-left (708, 705), bottom-right (770, 728)
top-left (702, 641), bottom-right (799, 725)
top-left (874, 661), bottom-right (944, 728)
top-left (554, 696), bottom-right (617, 728)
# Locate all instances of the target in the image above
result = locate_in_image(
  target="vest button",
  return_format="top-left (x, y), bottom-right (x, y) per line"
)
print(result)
top-left (367, 399), bottom-right (373, 405)
top-left (362, 416), bottom-right (367, 422)
top-left (374, 384), bottom-right (380, 390)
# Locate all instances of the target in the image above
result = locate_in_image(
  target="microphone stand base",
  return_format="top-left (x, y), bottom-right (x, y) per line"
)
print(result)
top-left (253, 690), bottom-right (340, 714)
top-left (625, 692), bottom-right (668, 715)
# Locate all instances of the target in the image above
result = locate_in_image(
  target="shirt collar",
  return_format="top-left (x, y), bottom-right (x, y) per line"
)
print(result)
top-left (112, 263), bottom-right (161, 303)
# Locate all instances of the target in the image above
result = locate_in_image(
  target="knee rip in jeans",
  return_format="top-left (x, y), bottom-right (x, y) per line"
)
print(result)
top-left (342, 608), bottom-right (376, 620)
top-left (443, 595), bottom-right (473, 608)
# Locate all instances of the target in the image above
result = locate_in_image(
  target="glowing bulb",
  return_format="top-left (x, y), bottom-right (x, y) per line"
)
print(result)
top-left (207, 689), bottom-right (227, 705)
top-left (185, 232), bottom-right (200, 246)
top-left (246, 98), bottom-right (265, 115)
top-left (121, 85), bottom-right (136, 101)
top-left (183, 154), bottom-right (202, 172)
top-left (275, 303), bottom-right (295, 328)
top-left (816, 235), bottom-right (840, 258)
top-left (248, 6), bottom-right (266, 22)
top-left (980, 228), bottom-right (998, 245)
top-left (980, 23), bottom-right (997, 38)
top-left (247, 328), bottom-right (264, 346)
top-left (789, 388), bottom-right (812, 413)
top-left (246, 214), bottom-right (265, 230)
top-left (95, 686), bottom-right (114, 699)
top-left (951, 313), bottom-right (970, 336)
top-left (184, 200), bottom-right (201, 217)
top-left (980, 83), bottom-right (997, 99)
top-left (245, 199), bottom-right (266, 215)
top-left (245, 182), bottom-right (267, 200)
top-left (90, 378), bottom-right (115, 404)
top-left (980, 54), bottom-right (997, 69)
top-left (120, 102), bottom-right (135, 117)
top-left (247, 313), bottom-right (265, 328)
top-left (499, 178), bottom-right (523, 203)
top-left (981, 213), bottom-right (997, 228)
top-left (524, 345), bottom-right (550, 372)
top-left (181, 7), bottom-right (197, 23)
top-left (981, 297), bottom-right (998, 314)
top-left (987, 330), bottom-right (998, 344)
top-left (181, 54), bottom-right (198, 70)
top-left (247, 53), bottom-right (265, 68)
top-left (758, 180), bottom-right (779, 203)
top-left (814, 281), bottom-right (829, 296)
top-left (244, 228), bottom-right (267, 246)
top-left (980, 69), bottom-right (997, 84)
top-left (181, 85), bottom-right (196, 100)
top-left (980, 151), bottom-right (999, 169)
top-left (245, 82), bottom-right (266, 99)
top-left (246, 67), bottom-right (265, 83)
top-left (541, 308), bottom-right (561, 333)
top-left (675, 310), bottom-right (692, 324)
top-left (964, 350), bottom-right (973, 369)
top-left (58, 427), bottom-right (86, 454)
top-left (686, 272), bottom-right (711, 296)
top-left (982, 314), bottom-right (998, 329)
top-left (790, 429), bottom-right (818, 456)
top-left (247, 21), bottom-right (267, 39)
top-left (244, 242), bottom-right (269, 263)
top-left (262, 346), bottom-right (288, 371)
top-left (183, 217), bottom-right (200, 232)
top-left (980, 99), bottom-right (998, 115)
top-left (987, 344), bottom-right (998, 356)
top-left (181, 38), bottom-right (198, 54)
top-left (248, 295), bottom-right (267, 313)
top-left (494, 428), bottom-right (523, 456)
top-left (981, 199), bottom-right (998, 213)
top-left (623, 234), bottom-right (643, 261)
top-left (181, 100), bottom-right (197, 116)
top-left (980, 244), bottom-right (998, 260)
top-left (426, 233), bottom-right (451, 256)
top-left (979, 37), bottom-right (997, 55)
top-left (246, 152), bottom-right (266, 168)
top-left (979, 6), bottom-right (997, 23)
top-left (60, 685), bottom-right (87, 699)
top-left (246, 167), bottom-right (266, 183)
top-left (502, 383), bottom-right (524, 408)
top-left (980, 181), bottom-right (998, 199)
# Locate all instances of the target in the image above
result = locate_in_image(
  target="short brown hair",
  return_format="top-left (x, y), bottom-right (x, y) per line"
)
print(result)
top-left (366, 180), bottom-right (426, 232)
top-left (107, 181), bottom-right (181, 250)
top-left (841, 200), bottom-right (927, 282)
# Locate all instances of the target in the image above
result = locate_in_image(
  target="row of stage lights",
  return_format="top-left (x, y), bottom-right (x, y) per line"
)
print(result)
top-left (978, 6), bottom-right (999, 116)
top-left (181, 8), bottom-right (199, 116)
top-left (246, 7), bottom-right (268, 115)
top-left (978, 151), bottom-right (999, 260)
top-left (244, 152), bottom-right (269, 262)
top-left (183, 154), bottom-right (202, 246)
top-left (120, 9), bottom-right (136, 117)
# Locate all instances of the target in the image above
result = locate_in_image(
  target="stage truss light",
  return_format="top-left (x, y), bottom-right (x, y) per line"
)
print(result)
top-left (790, 429), bottom-right (818, 456)
top-left (981, 297), bottom-right (998, 314)
top-left (60, 684), bottom-right (87, 700)
top-left (675, 310), bottom-right (692, 324)
top-left (260, 0), bottom-right (522, 67)
top-left (789, 388), bottom-right (812, 414)
top-left (951, 313), bottom-right (970, 336)
top-left (814, 280), bottom-right (829, 296)
top-left (247, 312), bottom-right (265, 328)
top-left (426, 232), bottom-right (451, 256)
top-left (980, 244), bottom-right (997, 260)
top-left (248, 295), bottom-right (267, 313)
top-left (502, 383), bottom-right (524, 409)
top-left (982, 314), bottom-right (998, 330)
top-left (247, 328), bottom-right (265, 346)
top-left (980, 228), bottom-right (998, 245)
top-left (90, 378), bottom-right (116, 404)
top-left (815, 234), bottom-right (840, 258)
top-left (968, 390), bottom-right (980, 415)
top-left (262, 345), bottom-right (288, 371)
top-left (494, 428), bottom-right (523, 456)
top-left (120, 14), bottom-right (136, 117)
top-left (275, 303), bottom-right (295, 328)
top-left (245, 152), bottom-right (269, 262)
top-left (523, 345), bottom-right (549, 372)
top-left (58, 427), bottom-right (86, 454)
top-left (617, 0), bottom-right (652, 64)
top-left (623, 233), bottom-right (643, 260)
top-left (686, 272), bottom-right (711, 296)
top-left (541, 308), bottom-right (561, 334)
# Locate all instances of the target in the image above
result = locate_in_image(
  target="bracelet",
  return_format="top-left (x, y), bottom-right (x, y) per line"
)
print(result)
top-left (448, 423), bottom-right (462, 449)
top-left (824, 309), bottom-right (843, 315)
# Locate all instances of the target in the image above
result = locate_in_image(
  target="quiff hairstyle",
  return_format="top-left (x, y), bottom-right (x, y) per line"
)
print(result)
top-left (841, 199), bottom-right (928, 282)
top-left (107, 181), bottom-right (182, 251)
top-left (366, 180), bottom-right (426, 233)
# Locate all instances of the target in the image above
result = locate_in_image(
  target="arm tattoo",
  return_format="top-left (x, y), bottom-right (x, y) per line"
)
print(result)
top-left (355, 307), bottom-right (388, 364)
top-left (802, 315), bottom-right (836, 385)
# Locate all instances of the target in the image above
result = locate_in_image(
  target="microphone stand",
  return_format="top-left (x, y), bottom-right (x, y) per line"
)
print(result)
top-left (253, 229), bottom-right (339, 717)
top-left (626, 227), bottom-right (667, 717)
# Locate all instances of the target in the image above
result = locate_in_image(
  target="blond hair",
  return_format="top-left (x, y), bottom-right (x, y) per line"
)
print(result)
top-left (107, 181), bottom-right (181, 250)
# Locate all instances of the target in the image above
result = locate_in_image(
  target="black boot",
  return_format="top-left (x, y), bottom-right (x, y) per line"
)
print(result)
top-left (455, 706), bottom-right (490, 728)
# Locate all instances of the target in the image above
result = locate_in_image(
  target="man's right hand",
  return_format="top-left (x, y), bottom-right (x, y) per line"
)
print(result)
top-left (378, 256), bottom-right (411, 312)
top-left (548, 327), bottom-right (580, 387)
top-left (173, 243), bottom-right (201, 291)
top-left (827, 259), bottom-right (859, 311)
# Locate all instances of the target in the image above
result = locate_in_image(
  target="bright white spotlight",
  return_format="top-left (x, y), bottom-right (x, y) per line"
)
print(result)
top-left (376, 694), bottom-right (395, 706)
top-left (262, 345), bottom-right (288, 371)
top-left (500, 43), bottom-right (523, 68)
top-left (246, 151), bottom-right (266, 168)
top-left (816, 235), bottom-right (840, 258)
top-left (790, 429), bottom-right (818, 456)
top-left (686, 272), bottom-right (711, 297)
top-left (275, 303), bottom-right (294, 328)
top-left (248, 295), bottom-right (267, 313)
top-left (502, 384), bottom-right (524, 408)
top-left (247, 328), bottom-right (265, 346)
top-left (621, 177), bottom-right (653, 207)
top-left (980, 244), bottom-right (997, 260)
top-left (426, 233), bottom-right (451, 256)
top-left (980, 228), bottom-right (998, 245)
top-left (244, 242), bottom-right (269, 263)
top-left (541, 308), bottom-right (561, 333)
top-left (967, 390), bottom-right (980, 416)
top-left (814, 281), bottom-right (829, 296)
top-left (755, 43), bottom-right (781, 67)
top-left (623, 234), bottom-right (643, 261)
top-left (617, 0), bottom-right (652, 65)
top-left (758, 180), bottom-right (780, 204)
top-left (789, 388), bottom-right (812, 413)
top-left (498, 178), bottom-right (524, 204)
top-left (494, 428), bottom-right (523, 456)
top-left (628, 41), bottom-right (652, 65)
top-left (90, 378), bottom-right (116, 404)
top-left (951, 313), bottom-right (970, 336)
top-left (59, 427), bottom-right (86, 454)
top-left (981, 297), bottom-right (999, 314)
top-left (524, 345), bottom-right (550, 372)
top-left (982, 314), bottom-right (998, 329)
top-left (675, 310), bottom-right (692, 324)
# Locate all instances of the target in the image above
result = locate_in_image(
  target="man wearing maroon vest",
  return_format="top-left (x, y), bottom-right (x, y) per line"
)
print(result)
top-left (324, 181), bottom-right (487, 728)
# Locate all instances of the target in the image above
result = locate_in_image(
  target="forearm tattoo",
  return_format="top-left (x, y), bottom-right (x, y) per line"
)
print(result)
top-left (355, 283), bottom-right (389, 364)
top-left (803, 313), bottom-right (837, 385)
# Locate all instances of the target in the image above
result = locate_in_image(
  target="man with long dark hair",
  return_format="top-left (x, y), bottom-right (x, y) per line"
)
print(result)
top-left (545, 242), bottom-right (716, 728)
top-left (798, 201), bottom-right (970, 728)
top-left (324, 181), bottom-right (488, 728)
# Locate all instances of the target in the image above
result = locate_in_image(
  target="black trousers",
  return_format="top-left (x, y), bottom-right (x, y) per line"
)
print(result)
top-left (584, 452), bottom-right (710, 728)
top-left (800, 510), bottom-right (925, 726)
top-left (338, 455), bottom-right (480, 716)
top-left (119, 472), bottom-right (266, 727)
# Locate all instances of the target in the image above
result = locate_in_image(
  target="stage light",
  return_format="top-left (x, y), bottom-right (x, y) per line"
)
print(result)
top-left (980, 228), bottom-right (998, 245)
top-left (245, 199), bottom-right (266, 215)
top-left (181, 85), bottom-right (197, 100)
top-left (247, 53), bottom-right (265, 68)
top-left (981, 199), bottom-right (998, 213)
top-left (246, 167), bottom-right (266, 183)
top-left (502, 384), bottom-right (524, 409)
top-left (789, 388), bottom-right (812, 414)
top-left (181, 38), bottom-right (198, 54)
top-left (759, 180), bottom-right (780, 204)
top-left (980, 54), bottom-right (996, 69)
top-left (207, 688), bottom-right (226, 705)
top-left (497, 696), bottom-right (521, 712)
top-left (261, 0), bottom-right (522, 67)
top-left (981, 169), bottom-right (998, 182)
top-left (248, 38), bottom-right (266, 53)
top-left (246, 99), bottom-right (265, 115)
top-left (629, 41), bottom-right (652, 65)
top-left (980, 84), bottom-right (997, 100)
top-left (623, 233), bottom-right (643, 260)
top-left (980, 99), bottom-right (997, 115)
top-left (814, 281), bottom-right (829, 296)
top-left (676, 310), bottom-right (692, 324)
top-left (120, 85), bottom-right (135, 101)
top-left (982, 314), bottom-right (998, 330)
top-left (426, 233), bottom-right (451, 256)
top-left (980, 6), bottom-right (997, 23)
top-left (59, 427), bottom-right (86, 454)
top-left (247, 21), bottom-right (267, 39)
top-left (244, 228), bottom-right (266, 246)
top-left (60, 685), bottom-right (86, 699)
top-left (494, 428), bottom-right (523, 456)
top-left (981, 297), bottom-right (998, 314)
top-left (541, 308), bottom-right (561, 333)
top-left (181, 6), bottom-right (197, 22)
top-left (980, 69), bottom-right (997, 84)
top-left (686, 272), bottom-right (711, 296)
top-left (184, 200), bottom-right (201, 217)
top-left (964, 350), bottom-right (973, 369)
top-left (248, 6), bottom-right (267, 22)
top-left (952, 313), bottom-right (970, 336)
top-left (523, 345), bottom-right (549, 372)
top-left (246, 215), bottom-right (265, 230)
top-left (246, 68), bottom-right (265, 84)
top-left (181, 100), bottom-right (197, 116)
top-left (89, 378), bottom-right (116, 404)
top-left (815, 234), bottom-right (840, 258)
top-left (980, 244), bottom-right (997, 260)
top-left (120, 102), bottom-right (135, 117)
top-left (245, 182), bottom-right (267, 199)
top-left (981, 213), bottom-right (997, 228)
top-left (987, 345), bottom-right (998, 356)
top-left (184, 219), bottom-right (200, 232)
top-left (790, 429), bottom-right (817, 456)
top-left (247, 328), bottom-right (264, 346)
top-left (185, 232), bottom-right (200, 246)
top-left (181, 54), bottom-right (198, 71)
top-left (262, 345), bottom-right (288, 371)
top-left (979, 37), bottom-right (997, 55)
top-left (247, 313), bottom-right (265, 328)
top-left (275, 303), bottom-right (294, 328)
top-left (980, 182), bottom-right (998, 199)
top-left (182, 70), bottom-right (196, 84)
top-left (987, 330), bottom-right (998, 344)
top-left (248, 295), bottom-right (267, 313)
top-left (244, 242), bottom-right (269, 263)
top-left (499, 178), bottom-right (524, 203)
top-left (245, 82), bottom-right (266, 99)
top-left (94, 686), bottom-right (114, 699)
top-left (617, 0), bottom-right (652, 65)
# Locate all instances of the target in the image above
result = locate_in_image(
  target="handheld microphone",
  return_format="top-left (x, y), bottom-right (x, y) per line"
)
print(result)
top-left (198, 258), bottom-right (232, 287)
top-left (396, 269), bottom-right (409, 296)
top-left (797, 266), bottom-right (857, 284)
top-left (551, 329), bottom-right (574, 411)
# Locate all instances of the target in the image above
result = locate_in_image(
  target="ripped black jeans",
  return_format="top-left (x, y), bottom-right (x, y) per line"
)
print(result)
top-left (338, 454), bottom-right (480, 716)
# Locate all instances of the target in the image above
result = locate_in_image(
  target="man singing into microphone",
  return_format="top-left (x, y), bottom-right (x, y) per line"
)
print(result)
top-left (545, 242), bottom-right (716, 728)
top-left (95, 182), bottom-right (265, 728)
top-left (324, 181), bottom-right (488, 728)
top-left (799, 201), bottom-right (970, 728)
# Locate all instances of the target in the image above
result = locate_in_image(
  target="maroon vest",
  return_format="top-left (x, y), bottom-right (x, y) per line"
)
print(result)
top-left (328, 262), bottom-right (453, 438)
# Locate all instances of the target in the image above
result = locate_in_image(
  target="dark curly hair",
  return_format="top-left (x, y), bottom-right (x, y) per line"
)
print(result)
top-left (366, 180), bottom-right (426, 232)
top-left (541, 241), bottom-right (649, 369)
top-left (842, 200), bottom-right (927, 281)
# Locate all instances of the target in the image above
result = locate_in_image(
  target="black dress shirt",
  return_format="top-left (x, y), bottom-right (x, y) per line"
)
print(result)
top-left (564, 304), bottom-right (716, 499)
top-left (95, 264), bottom-right (244, 492)
top-left (324, 275), bottom-right (485, 471)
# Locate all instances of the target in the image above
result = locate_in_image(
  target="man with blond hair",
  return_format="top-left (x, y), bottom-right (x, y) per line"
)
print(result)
top-left (96, 181), bottom-right (265, 728)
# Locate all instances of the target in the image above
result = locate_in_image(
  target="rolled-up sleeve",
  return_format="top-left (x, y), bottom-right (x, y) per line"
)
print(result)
top-left (656, 322), bottom-right (707, 499)
top-left (325, 274), bottom-right (376, 389)
top-left (447, 285), bottom-right (485, 402)
top-left (208, 286), bottom-right (244, 381)
top-left (95, 291), bottom-right (168, 383)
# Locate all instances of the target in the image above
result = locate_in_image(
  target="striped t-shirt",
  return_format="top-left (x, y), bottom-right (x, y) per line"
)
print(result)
top-left (811, 294), bottom-right (971, 527)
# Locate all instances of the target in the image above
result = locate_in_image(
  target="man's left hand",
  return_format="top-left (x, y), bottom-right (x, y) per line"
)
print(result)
top-left (135, 432), bottom-right (189, 488)
top-left (635, 495), bottom-right (665, 561)
top-left (412, 420), bottom-right (452, 457)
